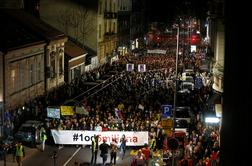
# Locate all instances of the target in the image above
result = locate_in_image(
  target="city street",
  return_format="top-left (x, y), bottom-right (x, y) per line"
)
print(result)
top-left (0, 145), bottom-right (139, 166)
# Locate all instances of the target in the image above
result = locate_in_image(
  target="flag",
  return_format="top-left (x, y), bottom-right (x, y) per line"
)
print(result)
top-left (126, 64), bottom-right (134, 71)
top-left (138, 104), bottom-right (144, 110)
top-left (138, 64), bottom-right (146, 72)
top-left (60, 106), bottom-right (74, 116)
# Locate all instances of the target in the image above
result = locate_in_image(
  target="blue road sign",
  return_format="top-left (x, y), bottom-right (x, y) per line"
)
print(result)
top-left (162, 105), bottom-right (172, 117)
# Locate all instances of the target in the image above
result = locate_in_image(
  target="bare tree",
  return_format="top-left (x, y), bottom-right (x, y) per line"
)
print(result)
top-left (57, 8), bottom-right (72, 36)
top-left (68, 8), bottom-right (80, 42)
top-left (74, 6), bottom-right (94, 48)
top-left (57, 6), bottom-right (93, 48)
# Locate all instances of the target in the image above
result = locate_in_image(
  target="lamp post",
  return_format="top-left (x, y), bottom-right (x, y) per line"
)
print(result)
top-left (172, 24), bottom-right (179, 166)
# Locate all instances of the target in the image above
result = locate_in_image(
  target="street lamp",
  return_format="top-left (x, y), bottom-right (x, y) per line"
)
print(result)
top-left (172, 24), bottom-right (179, 166)
top-left (172, 24), bottom-right (179, 136)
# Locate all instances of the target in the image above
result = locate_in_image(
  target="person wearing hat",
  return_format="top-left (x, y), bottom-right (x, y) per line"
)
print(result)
top-left (15, 142), bottom-right (25, 166)
top-left (99, 139), bottom-right (109, 166)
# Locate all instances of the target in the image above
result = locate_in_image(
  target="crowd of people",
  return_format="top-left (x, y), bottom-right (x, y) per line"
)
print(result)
top-left (1, 37), bottom-right (219, 165)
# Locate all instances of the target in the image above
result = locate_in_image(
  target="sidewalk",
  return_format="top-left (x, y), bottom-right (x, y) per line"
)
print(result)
top-left (0, 146), bottom-right (38, 166)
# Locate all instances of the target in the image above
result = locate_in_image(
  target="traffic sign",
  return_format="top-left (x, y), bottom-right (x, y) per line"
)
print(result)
top-left (161, 119), bottom-right (173, 129)
top-left (162, 118), bottom-right (173, 136)
top-left (162, 105), bottom-right (172, 118)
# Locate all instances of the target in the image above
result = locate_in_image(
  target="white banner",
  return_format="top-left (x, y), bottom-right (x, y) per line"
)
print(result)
top-left (47, 107), bottom-right (60, 119)
top-left (51, 130), bottom-right (148, 146)
top-left (147, 49), bottom-right (167, 54)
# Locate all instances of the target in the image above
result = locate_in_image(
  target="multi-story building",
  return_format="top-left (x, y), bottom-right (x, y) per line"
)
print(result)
top-left (205, 0), bottom-right (224, 138)
top-left (0, 9), bottom-right (67, 115)
top-left (117, 0), bottom-right (132, 56)
top-left (130, 0), bottom-right (147, 50)
top-left (39, 0), bottom-right (118, 66)
top-left (207, 0), bottom-right (224, 94)
top-left (98, 0), bottom-right (118, 63)
top-left (39, 0), bottom-right (148, 65)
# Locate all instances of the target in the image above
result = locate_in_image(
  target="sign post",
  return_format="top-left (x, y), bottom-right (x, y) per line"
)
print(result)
top-left (161, 118), bottom-right (173, 136)
top-left (161, 105), bottom-right (172, 118)
top-left (161, 104), bottom-right (173, 138)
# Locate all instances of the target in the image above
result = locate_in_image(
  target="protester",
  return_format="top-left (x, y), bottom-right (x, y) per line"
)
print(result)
top-left (141, 143), bottom-right (151, 166)
top-left (40, 126), bottom-right (47, 151)
top-left (90, 135), bottom-right (98, 166)
top-left (99, 139), bottom-right (109, 166)
top-left (14, 142), bottom-right (25, 166)
top-left (120, 134), bottom-right (127, 160)
top-left (110, 138), bottom-right (118, 165)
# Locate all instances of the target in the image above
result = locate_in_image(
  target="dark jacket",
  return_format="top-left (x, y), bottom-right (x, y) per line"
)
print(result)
top-left (99, 142), bottom-right (109, 155)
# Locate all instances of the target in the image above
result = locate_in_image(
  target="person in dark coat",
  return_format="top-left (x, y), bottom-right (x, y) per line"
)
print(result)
top-left (99, 139), bottom-right (110, 166)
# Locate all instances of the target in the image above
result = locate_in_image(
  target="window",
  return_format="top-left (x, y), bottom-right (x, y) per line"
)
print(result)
top-left (37, 55), bottom-right (42, 82)
top-left (29, 64), bottom-right (34, 85)
top-left (113, 22), bottom-right (116, 33)
top-left (74, 67), bottom-right (81, 78)
top-left (110, 0), bottom-right (112, 11)
top-left (109, 20), bottom-right (111, 33)
top-left (37, 61), bottom-right (41, 81)
top-left (99, 24), bottom-right (101, 38)
top-left (11, 69), bottom-right (16, 92)
top-left (59, 55), bottom-right (63, 75)
top-left (50, 52), bottom-right (56, 78)
top-left (105, 0), bottom-right (107, 11)
top-left (114, 2), bottom-right (116, 12)
top-left (99, 1), bottom-right (102, 14)
top-left (104, 20), bottom-right (107, 33)
top-left (18, 64), bottom-right (23, 90)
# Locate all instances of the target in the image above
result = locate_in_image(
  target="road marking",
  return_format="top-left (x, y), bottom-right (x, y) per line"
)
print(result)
top-left (63, 147), bottom-right (81, 166)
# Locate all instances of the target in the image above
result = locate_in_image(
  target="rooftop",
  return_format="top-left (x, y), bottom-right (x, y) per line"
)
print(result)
top-left (0, 10), bottom-right (44, 51)
top-left (0, 9), bottom-right (66, 52)
top-left (65, 40), bottom-right (86, 59)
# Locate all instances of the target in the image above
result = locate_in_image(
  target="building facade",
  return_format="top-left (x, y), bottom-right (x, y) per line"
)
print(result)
top-left (39, 0), bottom-right (120, 65)
top-left (0, 9), bottom-right (67, 111)
top-left (117, 0), bottom-right (132, 56)
top-left (39, 0), bottom-right (148, 65)
top-left (97, 0), bottom-right (118, 63)
top-left (130, 0), bottom-right (147, 50)
top-left (207, 0), bottom-right (224, 94)
top-left (64, 40), bottom-right (87, 84)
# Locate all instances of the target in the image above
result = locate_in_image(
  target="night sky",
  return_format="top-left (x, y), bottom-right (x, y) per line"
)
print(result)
top-left (147, 0), bottom-right (209, 23)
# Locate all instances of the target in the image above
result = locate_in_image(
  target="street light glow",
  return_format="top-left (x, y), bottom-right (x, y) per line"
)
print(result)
top-left (205, 117), bottom-right (220, 123)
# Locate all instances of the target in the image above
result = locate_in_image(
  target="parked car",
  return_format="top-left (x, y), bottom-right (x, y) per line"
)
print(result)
top-left (14, 120), bottom-right (43, 147)
top-left (0, 136), bottom-right (15, 155)
top-left (179, 81), bottom-right (195, 91)
top-left (175, 106), bottom-right (194, 124)
top-left (181, 69), bottom-right (195, 80)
